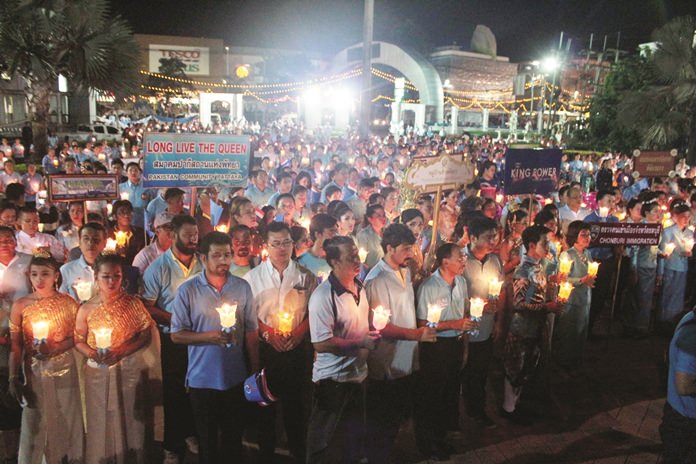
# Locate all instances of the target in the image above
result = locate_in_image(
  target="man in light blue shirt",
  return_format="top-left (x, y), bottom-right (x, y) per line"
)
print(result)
top-left (118, 162), bottom-right (154, 228)
top-left (141, 214), bottom-right (202, 461)
top-left (658, 202), bottom-right (694, 326)
top-left (245, 170), bottom-right (274, 208)
top-left (171, 231), bottom-right (259, 463)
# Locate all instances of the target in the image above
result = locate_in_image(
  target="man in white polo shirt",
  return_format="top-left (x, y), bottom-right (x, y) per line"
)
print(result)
top-left (363, 223), bottom-right (436, 463)
top-left (306, 236), bottom-right (379, 464)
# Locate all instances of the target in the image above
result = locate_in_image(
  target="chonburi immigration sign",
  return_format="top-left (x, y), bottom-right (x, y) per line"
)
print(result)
top-left (589, 222), bottom-right (662, 247)
top-left (142, 133), bottom-right (251, 188)
top-left (503, 148), bottom-right (563, 195)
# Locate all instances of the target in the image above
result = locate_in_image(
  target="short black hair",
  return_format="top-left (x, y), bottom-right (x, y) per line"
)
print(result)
top-left (164, 188), bottom-right (185, 201)
top-left (324, 185), bottom-right (342, 199)
top-left (125, 162), bottom-right (140, 171)
top-left (79, 222), bottom-right (106, 238)
top-left (94, 252), bottom-right (125, 275)
top-left (596, 190), bottom-right (614, 202)
top-left (565, 220), bottom-right (591, 247)
top-left (171, 214), bottom-right (197, 233)
top-left (112, 200), bottom-right (133, 213)
top-left (521, 225), bottom-right (550, 250)
top-left (323, 235), bottom-right (355, 268)
top-left (467, 216), bottom-right (498, 239)
top-left (274, 193), bottom-right (295, 208)
top-left (4, 183), bottom-right (24, 202)
top-left (199, 231), bottom-right (232, 256)
top-left (18, 205), bottom-right (38, 217)
top-left (381, 223), bottom-right (416, 253)
top-left (435, 242), bottom-right (459, 268)
top-left (309, 213), bottom-right (337, 241)
top-left (264, 221), bottom-right (292, 241)
top-left (0, 225), bottom-right (16, 239)
top-left (230, 224), bottom-right (251, 236)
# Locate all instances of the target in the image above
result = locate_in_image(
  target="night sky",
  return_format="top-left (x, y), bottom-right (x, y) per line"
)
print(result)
top-left (111, 0), bottom-right (696, 61)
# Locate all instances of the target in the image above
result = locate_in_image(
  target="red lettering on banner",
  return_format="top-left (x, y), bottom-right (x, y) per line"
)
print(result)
top-left (146, 141), bottom-right (173, 153)
top-left (216, 143), bottom-right (247, 154)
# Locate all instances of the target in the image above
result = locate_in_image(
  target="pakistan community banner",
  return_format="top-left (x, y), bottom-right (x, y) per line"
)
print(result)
top-left (142, 133), bottom-right (251, 188)
top-left (503, 148), bottom-right (563, 195)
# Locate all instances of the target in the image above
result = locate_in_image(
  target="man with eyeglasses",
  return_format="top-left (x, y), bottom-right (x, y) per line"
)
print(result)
top-left (244, 221), bottom-right (316, 462)
top-left (559, 186), bottom-right (590, 235)
top-left (142, 215), bottom-right (203, 463)
top-left (462, 216), bottom-right (505, 428)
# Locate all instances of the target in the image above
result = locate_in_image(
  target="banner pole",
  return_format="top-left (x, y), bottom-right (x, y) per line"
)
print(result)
top-left (426, 185), bottom-right (443, 268)
top-left (528, 193), bottom-right (534, 226)
top-left (605, 245), bottom-right (624, 351)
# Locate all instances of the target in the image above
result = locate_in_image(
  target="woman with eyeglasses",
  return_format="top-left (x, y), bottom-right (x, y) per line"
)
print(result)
top-left (553, 220), bottom-right (596, 371)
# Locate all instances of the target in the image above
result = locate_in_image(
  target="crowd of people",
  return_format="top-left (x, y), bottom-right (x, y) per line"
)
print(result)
top-left (0, 123), bottom-right (695, 464)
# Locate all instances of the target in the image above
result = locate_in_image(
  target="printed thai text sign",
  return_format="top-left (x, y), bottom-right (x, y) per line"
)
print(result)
top-left (404, 154), bottom-right (475, 190)
top-left (142, 134), bottom-right (251, 188)
top-left (632, 151), bottom-right (675, 178)
top-left (47, 174), bottom-right (119, 202)
top-left (589, 222), bottom-right (662, 246)
top-left (503, 148), bottom-right (563, 195)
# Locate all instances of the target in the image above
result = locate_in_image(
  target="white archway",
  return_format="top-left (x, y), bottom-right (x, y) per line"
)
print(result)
top-left (330, 41), bottom-right (444, 123)
top-left (199, 92), bottom-right (243, 127)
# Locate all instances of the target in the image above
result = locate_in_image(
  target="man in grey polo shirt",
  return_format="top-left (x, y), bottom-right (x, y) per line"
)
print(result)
top-left (142, 214), bottom-right (202, 463)
top-left (306, 236), bottom-right (379, 464)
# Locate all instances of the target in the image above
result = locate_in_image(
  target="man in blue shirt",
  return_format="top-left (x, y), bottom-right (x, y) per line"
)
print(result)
top-left (171, 231), bottom-right (259, 464)
top-left (583, 190), bottom-right (619, 336)
top-left (118, 162), bottom-right (153, 229)
top-left (660, 309), bottom-right (696, 463)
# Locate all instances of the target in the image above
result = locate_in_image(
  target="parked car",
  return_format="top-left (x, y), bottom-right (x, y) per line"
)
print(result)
top-left (57, 124), bottom-right (122, 143)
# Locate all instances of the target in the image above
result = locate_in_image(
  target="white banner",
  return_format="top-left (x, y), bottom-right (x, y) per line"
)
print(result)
top-left (149, 44), bottom-right (210, 76)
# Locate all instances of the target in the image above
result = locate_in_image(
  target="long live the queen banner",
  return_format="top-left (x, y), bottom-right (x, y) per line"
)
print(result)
top-left (142, 133), bottom-right (251, 188)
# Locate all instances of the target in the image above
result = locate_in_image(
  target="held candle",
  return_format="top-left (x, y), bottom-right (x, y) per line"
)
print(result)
top-left (599, 207), bottom-right (609, 218)
top-left (684, 238), bottom-right (695, 251)
top-left (114, 231), bottom-right (129, 247)
top-left (587, 261), bottom-right (600, 277)
top-left (105, 238), bottom-right (118, 252)
top-left (299, 218), bottom-right (310, 230)
top-left (32, 320), bottom-right (49, 342)
top-left (74, 281), bottom-right (92, 302)
top-left (93, 327), bottom-right (113, 349)
top-left (488, 278), bottom-right (503, 300)
top-left (558, 282), bottom-right (573, 302)
top-left (358, 248), bottom-right (368, 264)
top-left (559, 254), bottom-right (572, 275)
top-left (120, 192), bottom-right (130, 201)
top-left (426, 303), bottom-right (444, 326)
top-left (469, 298), bottom-right (485, 319)
top-left (215, 224), bottom-right (229, 233)
top-left (277, 312), bottom-right (294, 335)
top-left (372, 306), bottom-right (391, 331)
top-left (664, 243), bottom-right (676, 257)
top-left (216, 303), bottom-right (237, 329)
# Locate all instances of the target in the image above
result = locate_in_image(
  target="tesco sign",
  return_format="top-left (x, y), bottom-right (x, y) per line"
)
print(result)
top-left (149, 44), bottom-right (210, 76)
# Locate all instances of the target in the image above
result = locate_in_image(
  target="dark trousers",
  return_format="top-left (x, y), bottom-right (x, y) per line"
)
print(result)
top-left (258, 341), bottom-right (310, 462)
top-left (305, 380), bottom-right (366, 464)
top-left (189, 385), bottom-right (246, 464)
top-left (660, 402), bottom-right (696, 464)
top-left (365, 375), bottom-right (413, 464)
top-left (589, 258), bottom-right (616, 332)
top-left (462, 337), bottom-right (494, 417)
top-left (161, 332), bottom-right (196, 454)
top-left (414, 337), bottom-right (463, 456)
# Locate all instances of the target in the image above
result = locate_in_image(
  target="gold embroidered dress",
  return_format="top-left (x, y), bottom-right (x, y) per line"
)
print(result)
top-left (13, 293), bottom-right (84, 464)
top-left (82, 292), bottom-right (161, 464)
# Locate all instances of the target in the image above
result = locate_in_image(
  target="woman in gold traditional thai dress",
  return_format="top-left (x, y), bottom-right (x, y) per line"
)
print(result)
top-left (8, 252), bottom-right (84, 464)
top-left (74, 253), bottom-right (161, 464)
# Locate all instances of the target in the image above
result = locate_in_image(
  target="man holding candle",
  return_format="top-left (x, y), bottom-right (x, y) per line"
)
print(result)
top-left (363, 223), bottom-right (437, 463)
top-left (414, 242), bottom-right (476, 459)
top-left (306, 236), bottom-right (379, 463)
top-left (298, 214), bottom-right (337, 278)
top-left (583, 190), bottom-right (619, 338)
top-left (502, 225), bottom-right (563, 425)
top-left (658, 201), bottom-right (694, 329)
top-left (118, 162), bottom-right (153, 229)
top-left (244, 221), bottom-right (316, 462)
top-left (142, 214), bottom-right (202, 463)
top-left (461, 216), bottom-right (505, 428)
top-left (14, 206), bottom-right (66, 262)
top-left (59, 222), bottom-right (106, 301)
top-left (171, 231), bottom-right (259, 464)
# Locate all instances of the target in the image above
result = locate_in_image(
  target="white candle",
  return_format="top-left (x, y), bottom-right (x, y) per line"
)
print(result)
top-left (372, 306), bottom-right (391, 331)
top-left (215, 224), bottom-right (229, 233)
top-left (558, 282), bottom-right (573, 302)
top-left (599, 207), bottom-right (609, 218)
top-left (426, 302), bottom-right (444, 325)
top-left (92, 327), bottom-right (113, 349)
top-left (32, 320), bottom-right (49, 341)
top-left (469, 298), bottom-right (485, 319)
top-left (559, 253), bottom-right (572, 275)
top-left (114, 231), bottom-right (129, 247)
top-left (587, 261), bottom-right (600, 277)
top-left (299, 218), bottom-right (310, 230)
top-left (74, 281), bottom-right (92, 302)
top-left (358, 248), bottom-right (368, 264)
top-left (488, 278), bottom-right (503, 300)
top-left (684, 238), bottom-right (695, 251)
top-left (664, 242), bottom-right (676, 257)
top-left (277, 311), bottom-right (294, 335)
top-left (120, 192), bottom-right (130, 201)
top-left (317, 271), bottom-right (327, 283)
top-left (105, 238), bottom-right (118, 252)
top-left (215, 303), bottom-right (237, 329)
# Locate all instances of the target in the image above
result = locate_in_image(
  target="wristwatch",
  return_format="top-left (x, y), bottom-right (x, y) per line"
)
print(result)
top-left (262, 330), bottom-right (270, 342)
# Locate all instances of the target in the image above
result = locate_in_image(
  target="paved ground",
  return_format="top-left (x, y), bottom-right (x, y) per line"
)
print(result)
top-left (169, 329), bottom-right (669, 464)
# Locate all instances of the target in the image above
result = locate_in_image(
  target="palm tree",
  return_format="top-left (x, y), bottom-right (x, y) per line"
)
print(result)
top-left (0, 0), bottom-right (141, 161)
top-left (617, 16), bottom-right (696, 164)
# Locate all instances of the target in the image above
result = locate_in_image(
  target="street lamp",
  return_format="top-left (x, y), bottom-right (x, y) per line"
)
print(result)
top-left (225, 46), bottom-right (230, 77)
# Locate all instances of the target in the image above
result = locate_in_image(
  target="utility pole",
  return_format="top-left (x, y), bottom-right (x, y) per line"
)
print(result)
top-left (360, 0), bottom-right (374, 141)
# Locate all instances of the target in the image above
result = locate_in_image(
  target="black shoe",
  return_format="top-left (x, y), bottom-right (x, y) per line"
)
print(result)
top-left (472, 413), bottom-right (497, 429)
top-left (499, 408), bottom-right (534, 426)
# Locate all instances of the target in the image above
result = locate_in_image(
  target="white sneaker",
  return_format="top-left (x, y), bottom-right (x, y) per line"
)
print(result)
top-left (185, 436), bottom-right (199, 455)
top-left (162, 450), bottom-right (179, 464)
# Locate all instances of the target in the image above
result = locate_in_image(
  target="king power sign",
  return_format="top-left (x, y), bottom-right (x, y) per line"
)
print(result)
top-left (149, 44), bottom-right (210, 76)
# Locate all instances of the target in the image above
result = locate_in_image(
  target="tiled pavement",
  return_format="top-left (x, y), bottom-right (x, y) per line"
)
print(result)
top-left (175, 332), bottom-right (670, 463)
